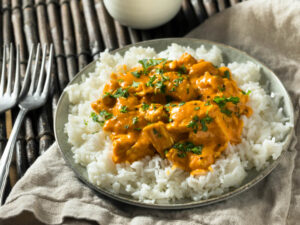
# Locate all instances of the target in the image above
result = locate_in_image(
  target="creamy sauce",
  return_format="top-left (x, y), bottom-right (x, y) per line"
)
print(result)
top-left (91, 53), bottom-right (252, 175)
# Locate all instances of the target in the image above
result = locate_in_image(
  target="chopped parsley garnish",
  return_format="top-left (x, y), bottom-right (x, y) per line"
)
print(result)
top-left (179, 102), bottom-right (185, 106)
top-left (224, 70), bottom-right (230, 79)
top-left (132, 116), bottom-right (138, 125)
top-left (90, 112), bottom-right (105, 126)
top-left (221, 107), bottom-right (232, 116)
top-left (213, 96), bottom-right (240, 105)
top-left (200, 115), bottom-right (213, 131)
top-left (142, 102), bottom-right (150, 111)
top-left (155, 80), bottom-right (166, 93)
top-left (205, 101), bottom-right (211, 106)
top-left (99, 110), bottom-right (113, 120)
top-left (187, 116), bottom-right (199, 133)
top-left (242, 90), bottom-right (251, 95)
top-left (131, 71), bottom-right (141, 78)
top-left (173, 142), bottom-right (203, 158)
top-left (153, 128), bottom-right (162, 137)
top-left (170, 87), bottom-right (176, 92)
top-left (218, 85), bottom-right (226, 92)
top-left (146, 75), bottom-right (157, 87)
top-left (177, 152), bottom-right (186, 158)
top-left (134, 127), bottom-right (142, 131)
top-left (213, 96), bottom-right (239, 117)
top-left (194, 106), bottom-right (200, 111)
top-left (83, 120), bottom-right (88, 125)
top-left (169, 118), bottom-right (174, 122)
top-left (103, 92), bottom-right (114, 98)
top-left (132, 81), bottom-right (140, 88)
top-left (177, 65), bottom-right (187, 75)
top-left (113, 87), bottom-right (129, 98)
top-left (173, 77), bottom-right (184, 87)
top-left (124, 125), bottom-right (129, 129)
top-left (120, 106), bottom-right (128, 113)
top-left (138, 58), bottom-right (167, 72)
top-left (156, 68), bottom-right (164, 75)
top-left (118, 79), bottom-right (124, 83)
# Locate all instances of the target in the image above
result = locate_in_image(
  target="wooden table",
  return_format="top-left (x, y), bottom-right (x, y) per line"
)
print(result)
top-left (0, 0), bottom-right (248, 202)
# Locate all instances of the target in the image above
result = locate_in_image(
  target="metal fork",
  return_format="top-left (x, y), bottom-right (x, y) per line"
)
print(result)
top-left (0, 44), bottom-right (53, 205)
top-left (0, 44), bottom-right (20, 113)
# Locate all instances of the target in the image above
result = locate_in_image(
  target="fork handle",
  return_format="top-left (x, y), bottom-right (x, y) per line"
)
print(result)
top-left (0, 108), bottom-right (28, 205)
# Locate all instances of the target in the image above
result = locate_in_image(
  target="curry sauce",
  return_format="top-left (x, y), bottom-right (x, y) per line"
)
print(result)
top-left (91, 53), bottom-right (252, 175)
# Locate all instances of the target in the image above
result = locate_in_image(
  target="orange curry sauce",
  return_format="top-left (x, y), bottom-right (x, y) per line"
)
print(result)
top-left (91, 53), bottom-right (252, 175)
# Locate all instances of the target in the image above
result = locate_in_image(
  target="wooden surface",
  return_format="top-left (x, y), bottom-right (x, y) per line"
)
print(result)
top-left (0, 0), bottom-right (246, 202)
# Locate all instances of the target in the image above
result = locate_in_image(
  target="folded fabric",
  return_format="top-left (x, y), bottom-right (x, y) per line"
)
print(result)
top-left (0, 0), bottom-right (299, 224)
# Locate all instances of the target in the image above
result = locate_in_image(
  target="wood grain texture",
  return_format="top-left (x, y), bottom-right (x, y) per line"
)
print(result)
top-left (217, 0), bottom-right (229, 11)
top-left (82, 0), bottom-right (103, 56)
top-left (94, 0), bottom-right (118, 50)
top-left (47, 0), bottom-right (69, 90)
top-left (203, 0), bottom-right (218, 16)
top-left (59, 0), bottom-right (78, 79)
top-left (190, 0), bottom-right (208, 24)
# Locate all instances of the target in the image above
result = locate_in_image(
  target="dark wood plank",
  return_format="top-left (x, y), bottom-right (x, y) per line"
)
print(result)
top-left (82, 0), bottom-right (104, 57)
top-left (203, 0), bottom-right (218, 16)
top-left (190, 0), bottom-right (208, 24)
top-left (94, 0), bottom-right (118, 50)
top-left (59, 0), bottom-right (78, 79)
top-left (47, 0), bottom-right (69, 90)
top-left (69, 0), bottom-right (89, 70)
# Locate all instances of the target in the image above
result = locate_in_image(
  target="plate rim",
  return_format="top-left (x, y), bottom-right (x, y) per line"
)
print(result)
top-left (54, 38), bottom-right (295, 209)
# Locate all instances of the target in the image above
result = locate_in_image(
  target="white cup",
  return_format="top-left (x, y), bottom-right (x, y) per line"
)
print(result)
top-left (103, 0), bottom-right (183, 30)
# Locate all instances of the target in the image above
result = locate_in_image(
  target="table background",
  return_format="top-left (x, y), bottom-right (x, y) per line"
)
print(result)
top-left (0, 0), bottom-right (249, 203)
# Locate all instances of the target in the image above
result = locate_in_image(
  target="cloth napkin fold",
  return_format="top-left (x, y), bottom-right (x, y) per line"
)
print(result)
top-left (0, 0), bottom-right (299, 224)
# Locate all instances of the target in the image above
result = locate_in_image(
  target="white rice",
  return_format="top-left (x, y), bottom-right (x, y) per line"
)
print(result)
top-left (65, 44), bottom-right (292, 203)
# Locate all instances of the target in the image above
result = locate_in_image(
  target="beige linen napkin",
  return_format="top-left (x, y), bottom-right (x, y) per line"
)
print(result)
top-left (0, 0), bottom-right (299, 224)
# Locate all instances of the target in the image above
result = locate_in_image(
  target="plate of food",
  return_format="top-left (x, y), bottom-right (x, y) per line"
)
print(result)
top-left (54, 38), bottom-right (294, 209)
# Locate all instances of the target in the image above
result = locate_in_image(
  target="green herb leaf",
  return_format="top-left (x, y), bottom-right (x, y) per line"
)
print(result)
top-left (218, 85), bottom-right (226, 92)
top-left (187, 116), bottom-right (199, 133)
top-left (90, 112), bottom-right (106, 126)
top-left (103, 92), bottom-right (114, 98)
top-left (146, 75), bottom-right (157, 87)
top-left (172, 142), bottom-right (203, 158)
top-left (155, 80), bottom-right (166, 93)
top-left (120, 106), bottom-right (128, 113)
top-left (138, 58), bottom-right (167, 71)
top-left (194, 106), bottom-right (200, 111)
top-left (179, 102), bottom-right (185, 106)
top-left (173, 77), bottom-right (184, 87)
top-left (177, 152), bottom-right (186, 158)
top-left (224, 70), bottom-right (230, 79)
top-left (113, 87), bottom-right (129, 98)
top-left (142, 102), bottom-right (150, 111)
top-left (131, 71), bottom-right (141, 78)
top-left (178, 65), bottom-right (187, 75)
top-left (220, 107), bottom-right (232, 116)
top-left (205, 101), bottom-right (211, 106)
top-left (200, 115), bottom-right (213, 132)
top-left (124, 125), bottom-right (129, 129)
top-left (132, 81), bottom-right (140, 88)
top-left (242, 90), bottom-right (251, 95)
top-left (99, 110), bottom-right (113, 120)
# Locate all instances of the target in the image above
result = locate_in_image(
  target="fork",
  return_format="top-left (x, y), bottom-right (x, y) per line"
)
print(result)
top-left (0, 44), bottom-right (20, 113)
top-left (0, 44), bottom-right (53, 205)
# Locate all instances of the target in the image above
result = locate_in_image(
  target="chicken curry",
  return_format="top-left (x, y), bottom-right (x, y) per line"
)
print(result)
top-left (91, 53), bottom-right (252, 175)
